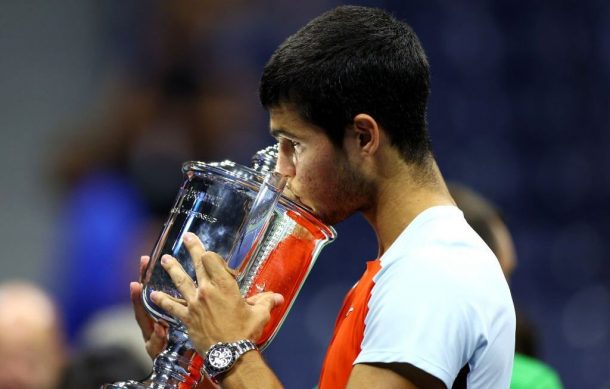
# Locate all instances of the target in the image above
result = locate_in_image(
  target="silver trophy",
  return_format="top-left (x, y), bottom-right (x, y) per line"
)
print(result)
top-left (103, 146), bottom-right (336, 388)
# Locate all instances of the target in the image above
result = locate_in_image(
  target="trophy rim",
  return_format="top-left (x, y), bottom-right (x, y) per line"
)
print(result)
top-left (182, 160), bottom-right (336, 239)
top-left (182, 160), bottom-right (263, 190)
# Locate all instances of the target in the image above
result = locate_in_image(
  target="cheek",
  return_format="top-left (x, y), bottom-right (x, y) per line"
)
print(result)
top-left (292, 159), bottom-right (328, 198)
top-left (295, 170), bottom-right (318, 195)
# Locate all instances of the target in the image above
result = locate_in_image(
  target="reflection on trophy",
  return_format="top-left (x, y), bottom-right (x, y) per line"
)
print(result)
top-left (103, 146), bottom-right (336, 388)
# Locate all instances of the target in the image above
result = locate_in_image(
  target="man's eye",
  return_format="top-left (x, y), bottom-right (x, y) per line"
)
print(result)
top-left (291, 141), bottom-right (302, 152)
top-left (278, 139), bottom-right (293, 153)
top-left (278, 138), bottom-right (302, 157)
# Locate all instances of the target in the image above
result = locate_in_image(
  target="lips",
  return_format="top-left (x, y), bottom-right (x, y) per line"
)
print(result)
top-left (282, 185), bottom-right (314, 212)
top-left (283, 185), bottom-right (301, 203)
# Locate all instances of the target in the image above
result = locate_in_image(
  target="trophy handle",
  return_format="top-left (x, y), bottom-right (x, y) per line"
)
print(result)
top-left (226, 171), bottom-right (286, 271)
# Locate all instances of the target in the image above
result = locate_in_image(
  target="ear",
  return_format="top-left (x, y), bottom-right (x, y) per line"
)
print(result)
top-left (352, 113), bottom-right (380, 156)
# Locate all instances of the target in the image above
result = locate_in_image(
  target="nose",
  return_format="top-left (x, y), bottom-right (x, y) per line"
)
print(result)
top-left (275, 144), bottom-right (296, 177)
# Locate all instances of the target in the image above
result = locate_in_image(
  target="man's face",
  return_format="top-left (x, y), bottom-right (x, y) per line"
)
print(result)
top-left (269, 105), bottom-right (372, 225)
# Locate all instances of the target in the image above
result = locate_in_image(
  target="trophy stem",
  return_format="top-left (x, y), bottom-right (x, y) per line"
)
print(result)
top-left (101, 327), bottom-right (202, 389)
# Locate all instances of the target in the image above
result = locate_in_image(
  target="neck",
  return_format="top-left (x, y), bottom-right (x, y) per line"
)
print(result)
top-left (362, 159), bottom-right (455, 257)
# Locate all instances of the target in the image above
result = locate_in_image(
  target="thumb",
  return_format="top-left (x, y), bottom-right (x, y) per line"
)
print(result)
top-left (247, 291), bottom-right (284, 312)
top-left (131, 282), bottom-right (153, 339)
top-left (145, 322), bottom-right (168, 359)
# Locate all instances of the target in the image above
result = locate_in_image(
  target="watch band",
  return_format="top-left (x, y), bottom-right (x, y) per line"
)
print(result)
top-left (230, 339), bottom-right (257, 355)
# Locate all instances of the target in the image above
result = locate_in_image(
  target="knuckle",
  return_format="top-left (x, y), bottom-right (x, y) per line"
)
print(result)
top-left (199, 283), bottom-right (213, 296)
top-left (193, 253), bottom-right (204, 266)
top-left (201, 251), bottom-right (214, 262)
top-left (174, 274), bottom-right (186, 287)
top-left (158, 297), bottom-right (173, 313)
top-left (203, 251), bottom-right (222, 263)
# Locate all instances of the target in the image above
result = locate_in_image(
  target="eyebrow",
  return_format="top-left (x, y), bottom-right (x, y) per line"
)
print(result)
top-left (270, 127), bottom-right (294, 139)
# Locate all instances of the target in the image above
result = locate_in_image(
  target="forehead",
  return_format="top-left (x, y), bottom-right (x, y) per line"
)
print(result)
top-left (269, 105), bottom-right (323, 139)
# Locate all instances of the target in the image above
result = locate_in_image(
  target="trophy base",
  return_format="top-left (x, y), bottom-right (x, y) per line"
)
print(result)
top-left (101, 327), bottom-right (202, 389)
top-left (101, 380), bottom-right (148, 388)
top-left (101, 377), bottom-right (197, 389)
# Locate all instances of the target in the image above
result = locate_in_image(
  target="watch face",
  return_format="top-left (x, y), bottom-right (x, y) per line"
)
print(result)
top-left (208, 345), bottom-right (235, 371)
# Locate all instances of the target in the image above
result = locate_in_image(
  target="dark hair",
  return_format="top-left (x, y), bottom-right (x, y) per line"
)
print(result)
top-left (259, 5), bottom-right (432, 165)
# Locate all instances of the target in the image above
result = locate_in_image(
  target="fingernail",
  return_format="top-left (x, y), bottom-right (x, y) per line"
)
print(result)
top-left (161, 255), bottom-right (170, 265)
top-left (183, 232), bottom-right (193, 243)
top-left (150, 291), bottom-right (159, 301)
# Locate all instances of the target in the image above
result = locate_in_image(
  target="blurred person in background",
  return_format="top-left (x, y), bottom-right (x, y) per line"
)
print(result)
top-left (51, 0), bottom-right (256, 342)
top-left (0, 281), bottom-right (66, 389)
top-left (59, 345), bottom-right (149, 389)
top-left (449, 183), bottom-right (563, 389)
top-left (45, 2), bottom-right (270, 387)
top-left (56, 304), bottom-right (153, 389)
top-left (141, 6), bottom-right (516, 388)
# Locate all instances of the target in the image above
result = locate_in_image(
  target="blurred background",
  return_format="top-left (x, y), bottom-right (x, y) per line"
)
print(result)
top-left (0, 0), bottom-right (608, 388)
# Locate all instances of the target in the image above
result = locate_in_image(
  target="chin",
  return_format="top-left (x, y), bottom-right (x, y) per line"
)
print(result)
top-left (296, 197), bottom-right (353, 226)
top-left (315, 208), bottom-right (351, 226)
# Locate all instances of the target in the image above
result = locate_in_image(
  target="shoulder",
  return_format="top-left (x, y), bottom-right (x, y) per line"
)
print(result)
top-left (371, 208), bottom-right (515, 335)
top-left (378, 205), bottom-right (508, 290)
top-left (355, 207), bottom-right (516, 387)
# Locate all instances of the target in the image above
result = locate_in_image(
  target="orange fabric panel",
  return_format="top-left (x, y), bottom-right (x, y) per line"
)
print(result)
top-left (319, 259), bottom-right (381, 388)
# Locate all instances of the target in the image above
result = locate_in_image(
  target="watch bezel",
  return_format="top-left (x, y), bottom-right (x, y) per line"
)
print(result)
top-left (204, 343), bottom-right (237, 375)
top-left (201, 339), bottom-right (257, 382)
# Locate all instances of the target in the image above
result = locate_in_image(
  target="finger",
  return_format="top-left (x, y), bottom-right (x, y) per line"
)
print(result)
top-left (139, 255), bottom-right (150, 283)
top-left (245, 291), bottom-right (274, 305)
top-left (182, 232), bottom-right (209, 284)
top-left (150, 290), bottom-right (190, 322)
top-left (145, 322), bottom-right (168, 359)
top-left (159, 254), bottom-right (197, 301)
top-left (201, 250), bottom-right (233, 281)
top-left (130, 281), bottom-right (153, 339)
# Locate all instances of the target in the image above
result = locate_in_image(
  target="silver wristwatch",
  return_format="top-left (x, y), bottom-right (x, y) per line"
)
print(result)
top-left (201, 339), bottom-right (257, 382)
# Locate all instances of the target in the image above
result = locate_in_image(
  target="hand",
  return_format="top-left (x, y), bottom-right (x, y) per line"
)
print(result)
top-left (149, 232), bottom-right (284, 355)
top-left (130, 255), bottom-right (168, 359)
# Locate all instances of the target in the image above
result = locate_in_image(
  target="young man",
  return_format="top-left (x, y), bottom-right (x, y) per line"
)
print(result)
top-left (138, 6), bottom-right (516, 388)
